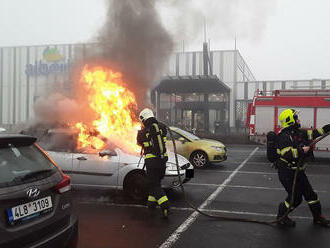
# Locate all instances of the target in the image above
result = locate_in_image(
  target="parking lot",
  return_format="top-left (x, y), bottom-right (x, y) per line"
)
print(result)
top-left (73, 144), bottom-right (330, 248)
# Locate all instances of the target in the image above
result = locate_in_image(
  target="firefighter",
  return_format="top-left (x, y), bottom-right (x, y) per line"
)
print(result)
top-left (137, 108), bottom-right (170, 218)
top-left (276, 108), bottom-right (330, 227)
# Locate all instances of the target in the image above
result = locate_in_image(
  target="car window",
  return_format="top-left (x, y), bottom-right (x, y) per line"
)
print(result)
top-left (75, 140), bottom-right (118, 154)
top-left (42, 133), bottom-right (76, 153)
top-left (167, 131), bottom-right (189, 142)
top-left (0, 143), bottom-right (56, 187)
top-left (175, 128), bottom-right (200, 141)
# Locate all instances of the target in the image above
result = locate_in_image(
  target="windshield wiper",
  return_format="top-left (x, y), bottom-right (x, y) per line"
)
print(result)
top-left (14, 169), bottom-right (54, 181)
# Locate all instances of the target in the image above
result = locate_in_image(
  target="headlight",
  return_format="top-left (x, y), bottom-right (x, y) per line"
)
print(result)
top-left (166, 162), bottom-right (188, 171)
top-left (166, 163), bottom-right (179, 171)
top-left (211, 146), bottom-right (224, 152)
top-left (180, 163), bottom-right (191, 170)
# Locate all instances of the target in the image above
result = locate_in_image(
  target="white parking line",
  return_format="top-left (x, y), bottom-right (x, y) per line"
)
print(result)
top-left (78, 201), bottom-right (312, 220)
top-left (185, 183), bottom-right (330, 193)
top-left (200, 169), bottom-right (330, 177)
top-left (199, 170), bottom-right (278, 175)
top-left (187, 183), bottom-right (283, 191)
top-left (158, 147), bottom-right (259, 248)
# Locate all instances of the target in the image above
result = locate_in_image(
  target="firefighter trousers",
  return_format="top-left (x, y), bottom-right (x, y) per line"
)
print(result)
top-left (145, 158), bottom-right (169, 210)
top-left (277, 162), bottom-right (322, 219)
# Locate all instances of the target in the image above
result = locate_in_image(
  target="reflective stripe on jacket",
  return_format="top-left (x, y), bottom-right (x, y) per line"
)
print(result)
top-left (137, 118), bottom-right (168, 160)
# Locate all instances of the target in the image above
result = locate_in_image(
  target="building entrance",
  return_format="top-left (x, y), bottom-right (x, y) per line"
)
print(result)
top-left (182, 110), bottom-right (205, 133)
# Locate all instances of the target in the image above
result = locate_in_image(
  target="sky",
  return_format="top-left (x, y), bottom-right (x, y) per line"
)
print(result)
top-left (1, 0), bottom-right (330, 81)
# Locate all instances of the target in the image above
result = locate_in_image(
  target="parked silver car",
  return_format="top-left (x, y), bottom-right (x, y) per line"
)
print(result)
top-left (42, 129), bottom-right (194, 200)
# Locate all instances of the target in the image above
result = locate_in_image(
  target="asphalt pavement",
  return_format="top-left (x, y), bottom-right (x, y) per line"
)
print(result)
top-left (72, 144), bottom-right (330, 248)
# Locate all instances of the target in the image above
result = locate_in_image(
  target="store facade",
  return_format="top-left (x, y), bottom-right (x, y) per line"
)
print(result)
top-left (152, 75), bottom-right (230, 134)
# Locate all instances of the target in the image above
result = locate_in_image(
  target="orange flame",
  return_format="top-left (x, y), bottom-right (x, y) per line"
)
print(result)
top-left (74, 66), bottom-right (141, 154)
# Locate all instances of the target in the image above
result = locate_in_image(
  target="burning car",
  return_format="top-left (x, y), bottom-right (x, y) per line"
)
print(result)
top-left (40, 128), bottom-right (194, 200)
top-left (24, 66), bottom-right (193, 199)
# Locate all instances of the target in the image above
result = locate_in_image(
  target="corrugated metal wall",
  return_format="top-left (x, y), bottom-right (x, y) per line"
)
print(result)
top-left (1, 43), bottom-right (330, 128)
top-left (0, 43), bottom-right (93, 125)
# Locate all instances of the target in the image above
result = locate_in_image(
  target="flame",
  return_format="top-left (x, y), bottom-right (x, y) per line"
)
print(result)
top-left (74, 66), bottom-right (141, 154)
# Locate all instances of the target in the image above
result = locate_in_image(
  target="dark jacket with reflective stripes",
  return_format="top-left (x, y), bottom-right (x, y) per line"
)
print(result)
top-left (137, 117), bottom-right (168, 160)
top-left (277, 124), bottom-right (330, 167)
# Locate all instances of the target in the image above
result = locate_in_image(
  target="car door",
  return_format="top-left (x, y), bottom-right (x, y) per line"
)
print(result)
top-left (166, 131), bottom-right (190, 158)
top-left (45, 150), bottom-right (80, 183)
top-left (71, 150), bottom-right (120, 186)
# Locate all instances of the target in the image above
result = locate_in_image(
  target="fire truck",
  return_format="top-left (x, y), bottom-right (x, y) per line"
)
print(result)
top-left (246, 89), bottom-right (330, 151)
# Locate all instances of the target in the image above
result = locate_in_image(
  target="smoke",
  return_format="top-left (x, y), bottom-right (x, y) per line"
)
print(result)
top-left (157, 0), bottom-right (277, 47)
top-left (33, 93), bottom-right (96, 126)
top-left (95, 0), bottom-right (174, 109)
top-left (31, 0), bottom-right (277, 128)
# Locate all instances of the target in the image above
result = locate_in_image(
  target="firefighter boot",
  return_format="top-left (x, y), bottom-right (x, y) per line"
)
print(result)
top-left (309, 202), bottom-right (330, 227)
top-left (277, 202), bottom-right (296, 228)
top-left (314, 215), bottom-right (330, 227)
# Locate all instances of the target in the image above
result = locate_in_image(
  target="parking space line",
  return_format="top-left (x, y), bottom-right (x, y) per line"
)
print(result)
top-left (199, 170), bottom-right (277, 175)
top-left (201, 169), bottom-right (330, 177)
top-left (78, 201), bottom-right (312, 220)
top-left (159, 147), bottom-right (259, 248)
top-left (186, 183), bottom-right (283, 191)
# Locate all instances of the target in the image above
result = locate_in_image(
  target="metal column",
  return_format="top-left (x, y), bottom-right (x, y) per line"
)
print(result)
top-left (13, 48), bottom-right (17, 124)
top-left (192, 52), bottom-right (196, 76)
top-left (0, 48), bottom-right (3, 124)
top-left (175, 53), bottom-right (180, 76)
top-left (26, 47), bottom-right (30, 121)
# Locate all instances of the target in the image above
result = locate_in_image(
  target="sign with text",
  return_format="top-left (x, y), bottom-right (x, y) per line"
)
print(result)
top-left (25, 47), bottom-right (72, 77)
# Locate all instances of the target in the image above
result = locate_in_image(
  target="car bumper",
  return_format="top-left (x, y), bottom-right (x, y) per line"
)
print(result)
top-left (30, 215), bottom-right (78, 248)
top-left (162, 168), bottom-right (194, 188)
top-left (209, 152), bottom-right (227, 163)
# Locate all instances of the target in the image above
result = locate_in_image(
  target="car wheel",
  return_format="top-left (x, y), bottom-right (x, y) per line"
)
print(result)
top-left (124, 172), bottom-right (148, 201)
top-left (190, 151), bottom-right (208, 168)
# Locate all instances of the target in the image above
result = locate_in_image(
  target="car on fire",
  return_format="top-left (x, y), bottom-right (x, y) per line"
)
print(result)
top-left (0, 133), bottom-right (78, 248)
top-left (39, 128), bottom-right (194, 200)
top-left (166, 127), bottom-right (227, 168)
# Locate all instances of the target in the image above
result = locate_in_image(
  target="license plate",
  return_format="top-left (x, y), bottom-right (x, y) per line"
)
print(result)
top-left (7, 196), bottom-right (52, 223)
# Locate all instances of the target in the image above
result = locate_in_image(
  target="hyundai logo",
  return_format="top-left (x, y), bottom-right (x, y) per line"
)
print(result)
top-left (26, 188), bottom-right (40, 198)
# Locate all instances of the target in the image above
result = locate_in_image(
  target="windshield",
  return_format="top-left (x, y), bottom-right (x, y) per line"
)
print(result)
top-left (0, 143), bottom-right (56, 187)
top-left (175, 128), bottom-right (200, 141)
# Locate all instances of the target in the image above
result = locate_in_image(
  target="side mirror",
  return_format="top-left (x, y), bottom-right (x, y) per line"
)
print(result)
top-left (99, 150), bottom-right (117, 157)
top-left (178, 137), bottom-right (186, 144)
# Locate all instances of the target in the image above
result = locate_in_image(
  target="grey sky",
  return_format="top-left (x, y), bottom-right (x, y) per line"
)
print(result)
top-left (1, 0), bottom-right (330, 81)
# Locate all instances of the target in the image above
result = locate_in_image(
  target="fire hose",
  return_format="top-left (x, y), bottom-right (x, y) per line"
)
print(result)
top-left (166, 126), bottom-right (330, 226)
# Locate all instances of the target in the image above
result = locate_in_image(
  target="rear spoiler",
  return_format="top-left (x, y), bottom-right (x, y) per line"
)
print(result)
top-left (0, 135), bottom-right (37, 148)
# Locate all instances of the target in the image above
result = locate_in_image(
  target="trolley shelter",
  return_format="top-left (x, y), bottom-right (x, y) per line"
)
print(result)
top-left (152, 75), bottom-right (230, 134)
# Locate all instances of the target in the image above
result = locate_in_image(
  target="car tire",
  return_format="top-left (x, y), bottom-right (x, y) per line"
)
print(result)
top-left (190, 151), bottom-right (208, 168)
top-left (123, 171), bottom-right (148, 201)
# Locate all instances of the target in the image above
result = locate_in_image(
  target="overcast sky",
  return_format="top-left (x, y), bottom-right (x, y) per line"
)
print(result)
top-left (1, 0), bottom-right (330, 81)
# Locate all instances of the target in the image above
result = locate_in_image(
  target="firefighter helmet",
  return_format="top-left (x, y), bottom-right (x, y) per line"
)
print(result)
top-left (279, 109), bottom-right (298, 128)
top-left (139, 108), bottom-right (154, 122)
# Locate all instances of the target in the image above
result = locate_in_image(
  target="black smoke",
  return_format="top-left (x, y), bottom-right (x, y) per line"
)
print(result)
top-left (96, 0), bottom-right (174, 109)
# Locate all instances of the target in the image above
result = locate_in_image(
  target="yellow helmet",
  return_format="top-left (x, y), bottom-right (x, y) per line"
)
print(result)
top-left (279, 109), bottom-right (298, 128)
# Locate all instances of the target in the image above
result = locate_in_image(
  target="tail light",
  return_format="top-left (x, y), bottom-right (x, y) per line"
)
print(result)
top-left (55, 174), bottom-right (71, 194)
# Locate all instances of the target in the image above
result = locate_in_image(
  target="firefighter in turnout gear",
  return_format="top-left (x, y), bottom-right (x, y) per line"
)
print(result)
top-left (276, 108), bottom-right (330, 227)
top-left (137, 108), bottom-right (170, 218)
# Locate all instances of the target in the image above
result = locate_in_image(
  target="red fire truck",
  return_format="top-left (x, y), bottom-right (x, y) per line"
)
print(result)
top-left (246, 89), bottom-right (330, 150)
